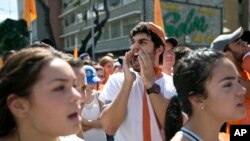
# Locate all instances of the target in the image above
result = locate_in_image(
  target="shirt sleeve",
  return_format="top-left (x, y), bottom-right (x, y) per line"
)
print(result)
top-left (98, 73), bottom-right (123, 104)
top-left (158, 74), bottom-right (176, 99)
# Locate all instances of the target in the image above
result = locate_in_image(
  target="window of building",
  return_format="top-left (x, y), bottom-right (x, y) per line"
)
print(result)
top-left (64, 18), bottom-right (69, 27)
top-left (76, 13), bottom-right (83, 23)
top-left (110, 0), bottom-right (121, 9)
top-left (123, 0), bottom-right (135, 5)
top-left (97, 1), bottom-right (104, 10)
top-left (122, 17), bottom-right (139, 36)
top-left (71, 36), bottom-right (75, 47)
top-left (80, 0), bottom-right (87, 3)
top-left (87, 9), bottom-right (96, 20)
top-left (111, 21), bottom-right (121, 39)
top-left (63, 0), bottom-right (74, 8)
top-left (65, 38), bottom-right (70, 48)
top-left (101, 25), bottom-right (110, 40)
top-left (82, 11), bottom-right (87, 21)
top-left (70, 13), bottom-right (75, 24)
top-left (111, 0), bottom-right (120, 6)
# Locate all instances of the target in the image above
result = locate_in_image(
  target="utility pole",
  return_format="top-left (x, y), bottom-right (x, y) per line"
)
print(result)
top-left (90, 0), bottom-right (95, 60)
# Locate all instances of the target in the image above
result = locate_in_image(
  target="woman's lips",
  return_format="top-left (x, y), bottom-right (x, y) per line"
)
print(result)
top-left (68, 112), bottom-right (82, 122)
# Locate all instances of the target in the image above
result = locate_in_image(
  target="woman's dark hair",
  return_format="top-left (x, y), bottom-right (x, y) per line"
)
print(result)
top-left (165, 95), bottom-right (183, 141)
top-left (29, 41), bottom-right (54, 50)
top-left (164, 48), bottom-right (225, 140)
top-left (66, 57), bottom-right (84, 68)
top-left (2, 50), bottom-right (16, 63)
top-left (0, 47), bottom-right (59, 136)
top-left (174, 46), bottom-right (193, 64)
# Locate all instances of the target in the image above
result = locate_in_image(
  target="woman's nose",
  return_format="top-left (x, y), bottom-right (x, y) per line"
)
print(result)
top-left (72, 87), bottom-right (84, 105)
top-left (237, 81), bottom-right (246, 97)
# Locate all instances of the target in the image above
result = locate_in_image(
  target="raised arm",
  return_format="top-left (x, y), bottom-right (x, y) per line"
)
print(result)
top-left (138, 48), bottom-right (169, 128)
top-left (100, 51), bottom-right (136, 135)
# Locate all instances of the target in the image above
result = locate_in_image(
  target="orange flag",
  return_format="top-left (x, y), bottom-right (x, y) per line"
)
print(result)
top-left (74, 47), bottom-right (78, 59)
top-left (154, 0), bottom-right (164, 31)
top-left (0, 57), bottom-right (3, 68)
top-left (23, 0), bottom-right (37, 27)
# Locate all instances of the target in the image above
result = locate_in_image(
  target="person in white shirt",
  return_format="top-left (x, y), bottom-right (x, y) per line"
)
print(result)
top-left (99, 22), bottom-right (177, 141)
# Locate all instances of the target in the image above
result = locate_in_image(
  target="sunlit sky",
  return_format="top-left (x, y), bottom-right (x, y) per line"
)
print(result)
top-left (0, 0), bottom-right (18, 22)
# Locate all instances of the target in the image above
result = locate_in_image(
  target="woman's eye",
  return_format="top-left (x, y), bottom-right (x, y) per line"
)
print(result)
top-left (223, 83), bottom-right (232, 88)
top-left (53, 86), bottom-right (65, 91)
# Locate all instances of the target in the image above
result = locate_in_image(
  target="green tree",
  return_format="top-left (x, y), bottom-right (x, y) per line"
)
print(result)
top-left (0, 19), bottom-right (29, 54)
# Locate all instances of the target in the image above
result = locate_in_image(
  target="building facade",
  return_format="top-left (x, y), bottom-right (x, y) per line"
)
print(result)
top-left (60, 0), bottom-right (146, 59)
top-left (17, 0), bottom-right (250, 60)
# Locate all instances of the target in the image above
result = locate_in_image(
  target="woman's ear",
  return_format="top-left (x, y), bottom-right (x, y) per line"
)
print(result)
top-left (7, 94), bottom-right (30, 118)
top-left (188, 94), bottom-right (205, 110)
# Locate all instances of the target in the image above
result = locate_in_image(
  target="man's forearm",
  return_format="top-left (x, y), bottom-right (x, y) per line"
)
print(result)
top-left (100, 79), bottom-right (133, 135)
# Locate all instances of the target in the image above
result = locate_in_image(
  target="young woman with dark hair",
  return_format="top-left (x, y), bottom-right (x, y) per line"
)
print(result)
top-left (165, 48), bottom-right (246, 141)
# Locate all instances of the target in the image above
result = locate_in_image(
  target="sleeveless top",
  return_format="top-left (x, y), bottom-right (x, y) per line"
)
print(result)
top-left (176, 127), bottom-right (203, 141)
top-left (81, 92), bottom-right (106, 141)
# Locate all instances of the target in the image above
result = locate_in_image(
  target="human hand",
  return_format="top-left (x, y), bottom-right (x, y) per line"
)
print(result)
top-left (123, 51), bottom-right (136, 82)
top-left (81, 118), bottom-right (92, 131)
top-left (138, 48), bottom-right (155, 89)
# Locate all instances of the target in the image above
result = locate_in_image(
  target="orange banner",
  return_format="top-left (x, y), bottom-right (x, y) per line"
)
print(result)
top-left (74, 47), bottom-right (78, 59)
top-left (0, 57), bottom-right (3, 68)
top-left (23, 0), bottom-right (37, 27)
top-left (154, 0), bottom-right (165, 31)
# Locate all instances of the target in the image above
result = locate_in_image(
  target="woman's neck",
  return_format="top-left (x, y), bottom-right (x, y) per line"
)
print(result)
top-left (85, 89), bottom-right (95, 104)
top-left (184, 115), bottom-right (222, 141)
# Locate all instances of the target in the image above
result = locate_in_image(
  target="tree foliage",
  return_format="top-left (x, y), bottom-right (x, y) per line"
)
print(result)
top-left (0, 19), bottom-right (29, 54)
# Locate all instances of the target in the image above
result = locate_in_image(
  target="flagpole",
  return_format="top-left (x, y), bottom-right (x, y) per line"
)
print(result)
top-left (30, 22), bottom-right (32, 45)
top-left (90, 0), bottom-right (95, 61)
top-left (23, 0), bottom-right (37, 45)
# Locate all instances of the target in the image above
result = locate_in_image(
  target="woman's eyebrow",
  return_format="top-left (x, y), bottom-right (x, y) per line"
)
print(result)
top-left (218, 76), bottom-right (236, 83)
top-left (48, 78), bottom-right (69, 84)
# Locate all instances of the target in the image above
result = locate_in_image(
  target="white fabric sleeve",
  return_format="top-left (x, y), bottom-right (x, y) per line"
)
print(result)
top-left (98, 73), bottom-right (123, 104)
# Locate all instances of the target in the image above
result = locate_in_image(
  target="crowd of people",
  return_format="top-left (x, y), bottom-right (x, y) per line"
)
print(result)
top-left (0, 21), bottom-right (250, 141)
